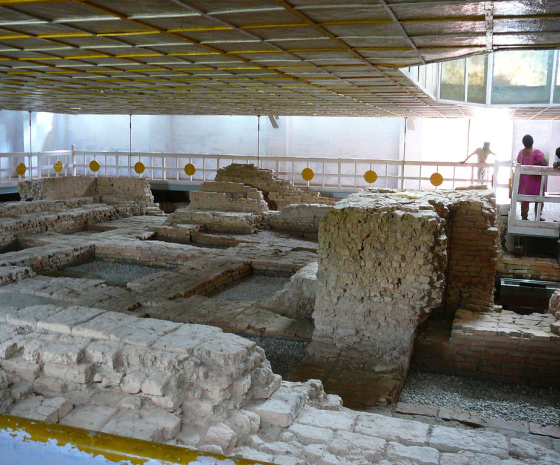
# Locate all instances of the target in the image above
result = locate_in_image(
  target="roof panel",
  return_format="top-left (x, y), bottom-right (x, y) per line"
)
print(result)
top-left (0, 0), bottom-right (558, 117)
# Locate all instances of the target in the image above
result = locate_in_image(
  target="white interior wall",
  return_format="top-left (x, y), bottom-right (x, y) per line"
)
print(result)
top-left (3, 110), bottom-right (560, 175)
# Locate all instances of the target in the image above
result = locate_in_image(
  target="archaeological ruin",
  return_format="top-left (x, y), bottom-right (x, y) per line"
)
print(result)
top-left (0, 166), bottom-right (559, 464)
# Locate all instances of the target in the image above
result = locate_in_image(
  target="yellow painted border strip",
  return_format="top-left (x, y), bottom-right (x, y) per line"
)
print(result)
top-left (0, 414), bottom-right (271, 465)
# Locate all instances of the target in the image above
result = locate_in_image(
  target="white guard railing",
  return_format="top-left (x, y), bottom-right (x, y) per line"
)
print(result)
top-left (1, 148), bottom-right (499, 192)
top-left (508, 165), bottom-right (560, 238)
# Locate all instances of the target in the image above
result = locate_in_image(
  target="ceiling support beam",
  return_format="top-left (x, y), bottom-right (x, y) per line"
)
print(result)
top-left (377, 0), bottom-right (425, 65)
top-left (484, 1), bottom-right (494, 52)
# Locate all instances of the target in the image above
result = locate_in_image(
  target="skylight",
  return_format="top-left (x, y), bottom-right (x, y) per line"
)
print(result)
top-left (402, 50), bottom-right (560, 107)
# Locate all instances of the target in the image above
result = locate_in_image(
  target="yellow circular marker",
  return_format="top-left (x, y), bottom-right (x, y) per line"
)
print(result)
top-left (89, 160), bottom-right (100, 172)
top-left (16, 163), bottom-right (26, 176)
top-left (430, 172), bottom-right (444, 187)
top-left (184, 163), bottom-right (196, 176)
top-left (302, 167), bottom-right (314, 181)
top-left (364, 170), bottom-right (378, 184)
top-left (134, 162), bottom-right (145, 174)
top-left (54, 160), bottom-right (63, 173)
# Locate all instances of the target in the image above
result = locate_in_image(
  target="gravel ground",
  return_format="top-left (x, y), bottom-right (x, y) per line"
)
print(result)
top-left (63, 260), bottom-right (171, 287)
top-left (400, 369), bottom-right (560, 426)
top-left (213, 275), bottom-right (290, 302)
top-left (243, 334), bottom-right (309, 378)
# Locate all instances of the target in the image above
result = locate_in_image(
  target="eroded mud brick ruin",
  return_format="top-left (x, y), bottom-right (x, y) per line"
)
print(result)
top-left (0, 166), bottom-right (559, 465)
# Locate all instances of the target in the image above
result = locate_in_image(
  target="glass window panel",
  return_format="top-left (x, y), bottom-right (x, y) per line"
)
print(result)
top-left (553, 52), bottom-right (560, 103)
top-left (440, 59), bottom-right (466, 101)
top-left (491, 50), bottom-right (553, 104)
top-left (467, 54), bottom-right (488, 104)
top-left (419, 66), bottom-right (426, 88)
top-left (407, 66), bottom-right (419, 81)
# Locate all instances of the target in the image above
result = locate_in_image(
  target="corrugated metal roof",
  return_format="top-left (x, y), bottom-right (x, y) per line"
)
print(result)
top-left (0, 0), bottom-right (558, 118)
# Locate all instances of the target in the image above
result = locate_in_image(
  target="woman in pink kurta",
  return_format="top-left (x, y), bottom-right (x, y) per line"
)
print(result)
top-left (517, 134), bottom-right (547, 220)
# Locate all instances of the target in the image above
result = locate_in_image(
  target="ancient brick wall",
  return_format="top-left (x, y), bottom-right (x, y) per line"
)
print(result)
top-left (310, 188), bottom-right (499, 403)
top-left (498, 253), bottom-right (560, 282)
top-left (18, 175), bottom-right (157, 207)
top-left (264, 204), bottom-right (332, 234)
top-left (0, 205), bottom-right (120, 251)
top-left (18, 175), bottom-right (96, 200)
top-left (0, 306), bottom-right (280, 452)
top-left (0, 243), bottom-right (94, 274)
top-left (96, 176), bottom-right (155, 205)
top-left (215, 164), bottom-right (336, 210)
top-left (0, 198), bottom-right (94, 217)
top-left (443, 191), bottom-right (499, 315)
top-left (413, 309), bottom-right (560, 386)
top-left (313, 193), bottom-right (448, 393)
top-left (190, 181), bottom-right (268, 213)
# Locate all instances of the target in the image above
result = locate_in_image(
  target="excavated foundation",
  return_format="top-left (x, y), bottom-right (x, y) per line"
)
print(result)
top-left (0, 175), bottom-right (558, 465)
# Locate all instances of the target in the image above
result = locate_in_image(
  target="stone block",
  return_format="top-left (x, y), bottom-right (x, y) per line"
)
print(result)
top-left (120, 371), bottom-right (146, 394)
top-left (110, 318), bottom-right (180, 347)
top-left (10, 380), bottom-right (34, 401)
top-left (85, 340), bottom-right (121, 368)
top-left (439, 451), bottom-right (503, 465)
top-left (249, 382), bottom-right (309, 427)
top-left (296, 407), bottom-right (356, 432)
top-left (193, 332), bottom-right (255, 371)
top-left (142, 372), bottom-right (171, 396)
top-left (72, 311), bottom-right (136, 339)
top-left (0, 340), bottom-right (19, 359)
top-left (37, 306), bottom-right (106, 334)
top-left (509, 437), bottom-right (560, 464)
top-left (289, 422), bottom-right (335, 446)
top-left (355, 413), bottom-right (429, 447)
top-left (101, 409), bottom-right (164, 442)
top-left (387, 442), bottom-right (439, 465)
top-left (152, 323), bottom-right (223, 355)
top-left (328, 430), bottom-right (386, 463)
top-left (2, 358), bottom-right (41, 380)
top-left (42, 342), bottom-right (85, 365)
top-left (201, 422), bottom-right (238, 454)
top-left (428, 425), bottom-right (509, 459)
top-left (43, 362), bottom-right (94, 384)
top-left (6, 305), bottom-right (63, 329)
top-left (60, 404), bottom-right (117, 431)
top-left (143, 405), bottom-right (182, 439)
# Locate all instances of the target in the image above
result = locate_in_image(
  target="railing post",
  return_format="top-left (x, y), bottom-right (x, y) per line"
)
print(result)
top-left (338, 160), bottom-right (342, 189)
top-left (71, 144), bottom-right (76, 177)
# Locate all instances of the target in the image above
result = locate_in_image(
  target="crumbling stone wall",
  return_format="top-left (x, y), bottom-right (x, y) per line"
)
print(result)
top-left (215, 164), bottom-right (336, 210)
top-left (414, 309), bottom-right (560, 386)
top-left (310, 188), bottom-right (499, 403)
top-left (18, 175), bottom-right (157, 208)
top-left (0, 198), bottom-right (94, 217)
top-left (96, 176), bottom-right (156, 206)
top-left (0, 306), bottom-right (280, 453)
top-left (314, 192), bottom-right (447, 383)
top-left (264, 204), bottom-right (332, 235)
top-left (548, 289), bottom-right (560, 334)
top-left (442, 190), bottom-right (499, 314)
top-left (0, 204), bottom-right (120, 251)
top-left (263, 262), bottom-right (318, 320)
top-left (166, 210), bottom-right (262, 234)
top-left (498, 253), bottom-right (560, 282)
top-left (190, 181), bottom-right (268, 213)
top-left (18, 175), bottom-right (96, 200)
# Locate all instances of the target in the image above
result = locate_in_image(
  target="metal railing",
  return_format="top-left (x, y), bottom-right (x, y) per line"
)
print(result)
top-left (508, 164), bottom-right (560, 237)
top-left (1, 148), bottom-right (498, 192)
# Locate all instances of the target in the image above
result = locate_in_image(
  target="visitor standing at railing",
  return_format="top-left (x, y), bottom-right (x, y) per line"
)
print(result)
top-left (462, 141), bottom-right (495, 182)
top-left (516, 134), bottom-right (548, 220)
